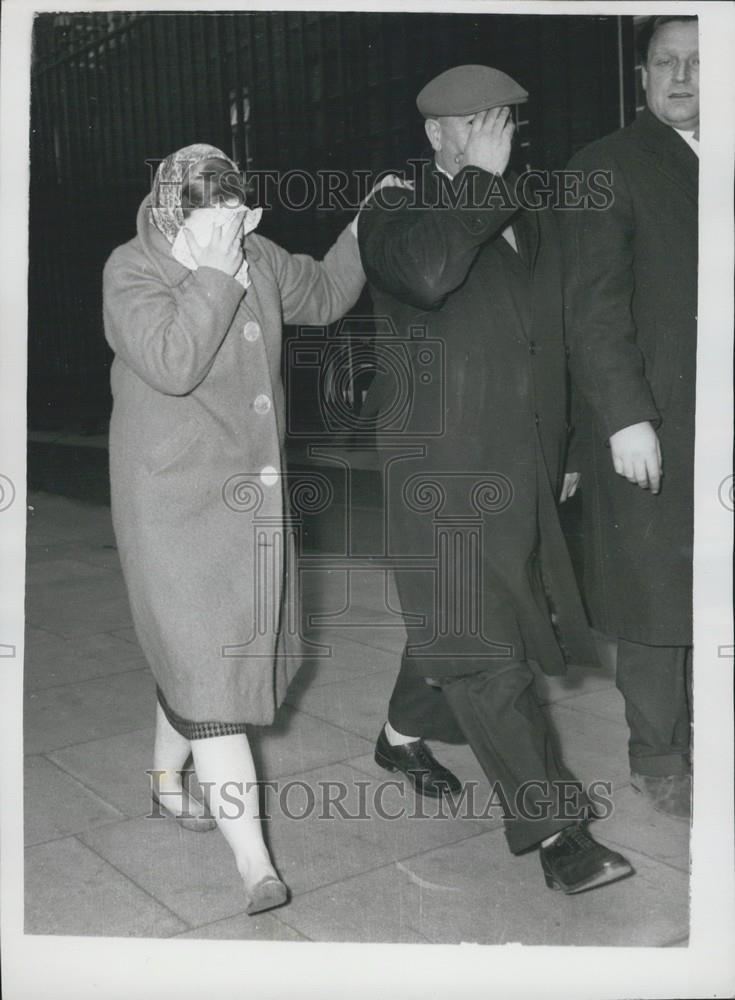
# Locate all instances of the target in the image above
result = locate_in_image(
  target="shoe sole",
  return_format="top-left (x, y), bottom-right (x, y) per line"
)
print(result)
top-left (544, 862), bottom-right (635, 895)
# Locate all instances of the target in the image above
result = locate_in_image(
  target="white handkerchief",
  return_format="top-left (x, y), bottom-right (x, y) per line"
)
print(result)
top-left (172, 205), bottom-right (263, 288)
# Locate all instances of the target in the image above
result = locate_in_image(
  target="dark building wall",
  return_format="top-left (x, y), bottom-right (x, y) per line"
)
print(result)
top-left (28, 11), bottom-right (636, 432)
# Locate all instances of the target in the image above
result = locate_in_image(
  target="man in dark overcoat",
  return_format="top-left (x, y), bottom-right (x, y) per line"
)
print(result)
top-left (358, 65), bottom-right (633, 893)
top-left (560, 16), bottom-right (698, 819)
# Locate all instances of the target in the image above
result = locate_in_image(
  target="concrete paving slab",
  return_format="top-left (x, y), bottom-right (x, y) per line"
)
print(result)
top-left (25, 836), bottom-right (187, 937)
top-left (248, 704), bottom-right (376, 780)
top-left (25, 669), bottom-right (156, 754)
top-left (48, 726), bottom-right (157, 817)
top-left (284, 668), bottom-right (401, 740)
top-left (25, 573), bottom-right (133, 638)
top-left (531, 659), bottom-right (616, 706)
top-left (300, 566), bottom-right (401, 616)
top-left (107, 625), bottom-right (139, 645)
top-left (545, 702), bottom-right (631, 788)
top-left (278, 869), bottom-right (432, 943)
top-left (23, 629), bottom-right (147, 691)
top-left (287, 632), bottom-right (400, 691)
top-left (591, 783), bottom-right (690, 873)
top-left (24, 556), bottom-right (113, 588)
top-left (305, 621), bottom-right (408, 655)
top-left (25, 538), bottom-right (123, 572)
top-left (24, 755), bottom-right (124, 846)
top-left (26, 493), bottom-right (116, 548)
top-left (173, 910), bottom-right (309, 940)
top-left (260, 763), bottom-right (490, 898)
top-left (554, 685), bottom-right (629, 726)
top-left (80, 815), bottom-right (268, 927)
top-left (278, 828), bottom-right (688, 946)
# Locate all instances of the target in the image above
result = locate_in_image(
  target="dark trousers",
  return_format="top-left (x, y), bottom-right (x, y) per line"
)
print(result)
top-left (616, 638), bottom-right (692, 777)
top-left (388, 654), bottom-right (587, 854)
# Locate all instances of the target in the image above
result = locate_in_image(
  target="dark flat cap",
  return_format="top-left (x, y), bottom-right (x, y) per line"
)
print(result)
top-left (417, 64), bottom-right (528, 118)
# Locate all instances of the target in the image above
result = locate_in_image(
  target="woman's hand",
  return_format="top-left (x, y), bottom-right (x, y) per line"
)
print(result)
top-left (183, 212), bottom-right (245, 277)
top-left (351, 174), bottom-right (415, 237)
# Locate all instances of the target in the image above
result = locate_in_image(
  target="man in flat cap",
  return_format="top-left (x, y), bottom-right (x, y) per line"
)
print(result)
top-left (560, 17), bottom-right (698, 820)
top-left (358, 64), bottom-right (633, 892)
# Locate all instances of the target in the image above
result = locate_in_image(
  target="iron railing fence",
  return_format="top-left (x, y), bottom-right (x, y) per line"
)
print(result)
top-left (28, 11), bottom-right (634, 431)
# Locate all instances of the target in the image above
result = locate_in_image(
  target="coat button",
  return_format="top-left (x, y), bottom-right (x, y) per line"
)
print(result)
top-left (259, 465), bottom-right (278, 486)
top-left (254, 393), bottom-right (271, 414)
top-left (243, 321), bottom-right (261, 341)
top-left (528, 341), bottom-right (537, 355)
top-left (534, 412), bottom-right (540, 426)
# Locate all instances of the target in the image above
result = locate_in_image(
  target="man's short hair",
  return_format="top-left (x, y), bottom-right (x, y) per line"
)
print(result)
top-left (636, 15), bottom-right (698, 64)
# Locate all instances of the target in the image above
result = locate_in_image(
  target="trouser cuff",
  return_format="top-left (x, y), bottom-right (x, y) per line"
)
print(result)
top-left (629, 752), bottom-right (690, 777)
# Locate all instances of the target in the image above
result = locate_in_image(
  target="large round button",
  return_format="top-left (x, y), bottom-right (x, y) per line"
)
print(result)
top-left (259, 465), bottom-right (278, 486)
top-left (243, 321), bottom-right (261, 342)
top-left (254, 393), bottom-right (271, 414)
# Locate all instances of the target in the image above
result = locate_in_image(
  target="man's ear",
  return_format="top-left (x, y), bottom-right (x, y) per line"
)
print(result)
top-left (641, 65), bottom-right (648, 93)
top-left (424, 118), bottom-right (441, 152)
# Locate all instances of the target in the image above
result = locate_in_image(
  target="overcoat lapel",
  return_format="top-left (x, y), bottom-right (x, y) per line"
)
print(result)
top-left (631, 108), bottom-right (698, 206)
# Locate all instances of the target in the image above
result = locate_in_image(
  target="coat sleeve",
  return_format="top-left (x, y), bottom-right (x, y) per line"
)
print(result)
top-left (259, 223), bottom-right (365, 327)
top-left (560, 146), bottom-right (660, 441)
top-left (358, 167), bottom-right (520, 311)
top-left (103, 246), bottom-right (245, 396)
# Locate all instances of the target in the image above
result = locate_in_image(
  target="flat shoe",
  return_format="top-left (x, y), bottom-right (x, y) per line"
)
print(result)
top-left (151, 792), bottom-right (217, 833)
top-left (244, 875), bottom-right (289, 916)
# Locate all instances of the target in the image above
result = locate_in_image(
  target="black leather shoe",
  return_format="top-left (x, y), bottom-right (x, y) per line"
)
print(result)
top-left (540, 825), bottom-right (634, 894)
top-left (374, 727), bottom-right (461, 799)
top-left (631, 772), bottom-right (691, 821)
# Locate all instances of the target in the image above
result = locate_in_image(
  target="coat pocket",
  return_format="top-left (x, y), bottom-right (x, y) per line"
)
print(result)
top-left (146, 416), bottom-right (205, 475)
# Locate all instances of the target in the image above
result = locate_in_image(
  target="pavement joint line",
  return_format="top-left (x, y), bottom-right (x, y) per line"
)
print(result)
top-left (170, 909), bottom-right (314, 942)
top-left (23, 660), bottom-right (153, 695)
top-left (25, 722), bottom-right (155, 756)
top-left (263, 825), bottom-right (506, 910)
top-left (268, 900), bottom-right (432, 944)
top-left (23, 661), bottom-right (148, 694)
top-left (29, 751), bottom-right (128, 820)
top-left (24, 832), bottom-right (195, 936)
top-left (287, 665), bottom-right (401, 696)
top-left (70, 831), bottom-right (198, 933)
top-left (546, 699), bottom-right (630, 729)
top-left (280, 700), bottom-right (389, 742)
top-left (593, 832), bottom-right (691, 877)
top-left (24, 814), bottom-right (130, 851)
top-left (21, 623), bottom-right (70, 642)
top-left (318, 629), bottom-right (405, 656)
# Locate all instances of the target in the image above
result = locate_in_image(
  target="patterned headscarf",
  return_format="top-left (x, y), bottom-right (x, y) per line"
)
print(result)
top-left (150, 143), bottom-right (241, 244)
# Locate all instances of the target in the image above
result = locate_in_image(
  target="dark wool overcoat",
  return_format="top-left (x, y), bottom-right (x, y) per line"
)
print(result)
top-left (358, 164), bottom-right (598, 677)
top-left (103, 197), bottom-right (364, 725)
top-left (561, 109), bottom-right (697, 645)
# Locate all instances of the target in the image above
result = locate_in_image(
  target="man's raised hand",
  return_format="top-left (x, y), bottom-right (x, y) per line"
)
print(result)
top-left (461, 106), bottom-right (515, 176)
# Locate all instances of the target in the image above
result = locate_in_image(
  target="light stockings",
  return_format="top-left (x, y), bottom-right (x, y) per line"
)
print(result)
top-left (153, 704), bottom-right (276, 885)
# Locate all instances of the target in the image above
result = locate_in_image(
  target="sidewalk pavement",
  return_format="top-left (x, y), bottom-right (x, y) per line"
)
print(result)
top-left (23, 488), bottom-right (690, 945)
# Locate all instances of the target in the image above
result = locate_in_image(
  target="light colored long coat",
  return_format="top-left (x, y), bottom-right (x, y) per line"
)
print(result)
top-left (103, 197), bottom-right (364, 724)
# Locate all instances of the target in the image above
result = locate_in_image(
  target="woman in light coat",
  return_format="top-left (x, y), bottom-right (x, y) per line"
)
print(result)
top-left (103, 144), bottom-right (365, 914)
